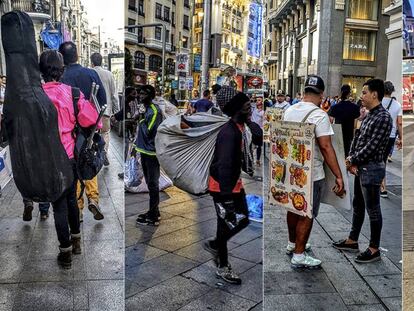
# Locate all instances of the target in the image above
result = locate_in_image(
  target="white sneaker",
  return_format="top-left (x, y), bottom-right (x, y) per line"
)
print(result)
top-left (286, 243), bottom-right (311, 255)
top-left (291, 253), bottom-right (322, 268)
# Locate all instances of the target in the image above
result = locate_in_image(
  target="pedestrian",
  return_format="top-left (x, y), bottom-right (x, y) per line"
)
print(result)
top-left (333, 78), bottom-right (392, 263)
top-left (291, 92), bottom-right (302, 105)
top-left (170, 93), bottom-right (179, 107)
top-left (283, 75), bottom-right (345, 268)
top-left (286, 94), bottom-right (292, 104)
top-left (251, 97), bottom-right (264, 166)
top-left (22, 198), bottom-right (50, 221)
top-left (90, 52), bottom-right (119, 167)
top-left (38, 49), bottom-right (100, 268)
top-left (321, 96), bottom-right (331, 112)
top-left (273, 90), bottom-right (290, 110)
top-left (203, 91), bottom-right (252, 284)
top-left (59, 41), bottom-right (106, 222)
top-left (329, 85), bottom-right (361, 157)
top-left (135, 85), bottom-right (163, 226)
top-left (193, 89), bottom-right (214, 113)
top-left (216, 85), bottom-right (237, 112)
top-left (380, 81), bottom-right (402, 198)
top-left (211, 84), bottom-right (222, 107)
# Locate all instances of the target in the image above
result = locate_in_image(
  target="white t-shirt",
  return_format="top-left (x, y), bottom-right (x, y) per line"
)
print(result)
top-left (251, 107), bottom-right (264, 128)
top-left (283, 102), bottom-right (334, 181)
top-left (273, 101), bottom-right (290, 110)
top-left (381, 97), bottom-right (402, 138)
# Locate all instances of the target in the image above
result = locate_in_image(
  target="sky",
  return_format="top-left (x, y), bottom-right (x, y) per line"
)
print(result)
top-left (81, 0), bottom-right (124, 48)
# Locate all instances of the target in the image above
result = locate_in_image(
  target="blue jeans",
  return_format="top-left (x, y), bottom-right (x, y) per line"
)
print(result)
top-left (349, 162), bottom-right (386, 249)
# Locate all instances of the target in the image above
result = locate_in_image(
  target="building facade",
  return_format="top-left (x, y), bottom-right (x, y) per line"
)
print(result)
top-left (125, 0), bottom-right (192, 91)
top-left (266, 0), bottom-right (391, 98)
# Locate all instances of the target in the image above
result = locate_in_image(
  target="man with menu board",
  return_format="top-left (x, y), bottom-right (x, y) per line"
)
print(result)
top-left (282, 75), bottom-right (345, 268)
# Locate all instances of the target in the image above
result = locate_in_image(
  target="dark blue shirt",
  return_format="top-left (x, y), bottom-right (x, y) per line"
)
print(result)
top-left (61, 64), bottom-right (107, 107)
top-left (194, 98), bottom-right (213, 112)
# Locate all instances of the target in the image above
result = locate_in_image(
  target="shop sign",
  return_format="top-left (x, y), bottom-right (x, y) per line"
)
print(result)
top-left (247, 76), bottom-right (263, 88)
top-left (186, 77), bottom-right (193, 90)
top-left (171, 80), bottom-right (178, 89)
top-left (349, 44), bottom-right (368, 50)
top-left (193, 54), bottom-right (201, 72)
top-left (178, 77), bottom-right (186, 90)
top-left (263, 108), bottom-right (284, 143)
top-left (269, 120), bottom-right (315, 218)
top-left (176, 54), bottom-right (189, 73)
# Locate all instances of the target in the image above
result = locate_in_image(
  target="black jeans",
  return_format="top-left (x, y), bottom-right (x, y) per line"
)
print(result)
top-left (212, 190), bottom-right (250, 267)
top-left (256, 144), bottom-right (262, 161)
top-left (52, 163), bottom-right (80, 249)
top-left (349, 162), bottom-right (385, 249)
top-left (141, 153), bottom-right (160, 218)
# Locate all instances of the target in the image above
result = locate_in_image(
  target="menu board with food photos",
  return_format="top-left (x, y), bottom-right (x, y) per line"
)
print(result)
top-left (263, 108), bottom-right (284, 143)
top-left (269, 120), bottom-right (315, 218)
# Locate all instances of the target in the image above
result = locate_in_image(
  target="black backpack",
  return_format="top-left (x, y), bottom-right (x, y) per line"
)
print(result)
top-left (1, 11), bottom-right (74, 202)
top-left (71, 88), bottom-right (105, 189)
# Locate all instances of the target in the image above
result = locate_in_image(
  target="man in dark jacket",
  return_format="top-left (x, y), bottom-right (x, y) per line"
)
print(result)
top-left (203, 92), bottom-right (251, 285)
top-left (59, 41), bottom-right (106, 222)
top-left (135, 85), bottom-right (163, 226)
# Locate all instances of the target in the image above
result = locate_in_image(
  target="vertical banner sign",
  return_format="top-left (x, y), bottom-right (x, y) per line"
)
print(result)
top-left (263, 108), bottom-right (284, 143)
top-left (179, 77), bottom-right (186, 90)
top-left (193, 54), bottom-right (202, 72)
top-left (269, 120), bottom-right (315, 218)
top-left (186, 77), bottom-right (194, 90)
top-left (176, 54), bottom-right (189, 74)
top-left (403, 76), bottom-right (412, 111)
top-left (247, 3), bottom-right (263, 58)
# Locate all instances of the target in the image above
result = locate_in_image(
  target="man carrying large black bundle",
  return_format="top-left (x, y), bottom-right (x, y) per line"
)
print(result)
top-left (135, 85), bottom-right (163, 226)
top-left (59, 41), bottom-right (106, 222)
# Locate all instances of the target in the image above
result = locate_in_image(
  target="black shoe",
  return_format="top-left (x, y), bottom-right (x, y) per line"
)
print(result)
top-left (137, 212), bottom-right (161, 222)
top-left (380, 191), bottom-right (388, 198)
top-left (103, 152), bottom-right (110, 166)
top-left (355, 248), bottom-right (381, 263)
top-left (136, 215), bottom-right (159, 226)
top-left (118, 172), bottom-right (124, 179)
top-left (332, 239), bottom-right (359, 252)
top-left (88, 202), bottom-right (104, 221)
top-left (23, 204), bottom-right (34, 221)
top-left (216, 265), bottom-right (242, 285)
top-left (57, 248), bottom-right (72, 269)
top-left (71, 237), bottom-right (82, 255)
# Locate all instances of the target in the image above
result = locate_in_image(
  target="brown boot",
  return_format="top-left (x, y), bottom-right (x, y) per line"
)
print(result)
top-left (71, 234), bottom-right (82, 255)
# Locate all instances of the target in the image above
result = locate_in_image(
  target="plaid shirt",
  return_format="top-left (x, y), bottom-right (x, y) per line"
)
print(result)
top-left (349, 104), bottom-right (392, 165)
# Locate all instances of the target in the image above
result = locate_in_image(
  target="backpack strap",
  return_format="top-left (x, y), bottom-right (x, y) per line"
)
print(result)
top-left (301, 107), bottom-right (320, 123)
top-left (386, 98), bottom-right (393, 110)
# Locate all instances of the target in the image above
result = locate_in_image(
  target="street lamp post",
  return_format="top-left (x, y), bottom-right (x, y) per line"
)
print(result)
top-left (125, 24), bottom-right (166, 93)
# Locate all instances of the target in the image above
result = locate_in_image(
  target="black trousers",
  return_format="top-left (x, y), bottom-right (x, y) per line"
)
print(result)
top-left (141, 153), bottom-right (160, 218)
top-left (52, 163), bottom-right (80, 249)
top-left (212, 190), bottom-right (250, 267)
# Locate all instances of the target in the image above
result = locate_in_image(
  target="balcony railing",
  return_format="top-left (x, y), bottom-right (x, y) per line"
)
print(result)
top-left (12, 0), bottom-right (53, 15)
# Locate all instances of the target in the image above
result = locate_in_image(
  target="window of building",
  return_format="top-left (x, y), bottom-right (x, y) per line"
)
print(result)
top-left (183, 36), bottom-right (188, 48)
top-left (128, 18), bottom-right (135, 33)
top-left (171, 34), bottom-right (174, 46)
top-left (343, 28), bottom-right (377, 61)
top-left (166, 30), bottom-right (170, 42)
top-left (166, 58), bottom-right (175, 74)
top-left (164, 7), bottom-right (170, 21)
top-left (128, 0), bottom-right (136, 11)
top-left (347, 0), bottom-right (379, 21)
top-left (155, 27), bottom-right (162, 40)
top-left (172, 12), bottom-right (175, 26)
top-left (138, 0), bottom-right (144, 16)
top-left (134, 51), bottom-right (145, 69)
top-left (155, 3), bottom-right (162, 19)
top-left (184, 15), bottom-right (189, 29)
top-left (184, 0), bottom-right (190, 8)
top-left (149, 55), bottom-right (162, 71)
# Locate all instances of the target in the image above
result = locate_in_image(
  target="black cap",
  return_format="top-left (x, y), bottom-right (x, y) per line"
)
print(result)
top-left (276, 89), bottom-right (285, 96)
top-left (305, 75), bottom-right (325, 94)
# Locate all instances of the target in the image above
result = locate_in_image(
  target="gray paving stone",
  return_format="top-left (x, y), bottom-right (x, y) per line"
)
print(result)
top-left (125, 278), bottom-right (147, 298)
top-left (264, 270), bottom-right (336, 296)
top-left (0, 284), bottom-right (17, 311)
top-left (179, 289), bottom-right (257, 311)
top-left (128, 253), bottom-right (199, 289)
top-left (264, 293), bottom-right (348, 311)
top-left (230, 238), bottom-right (262, 263)
top-left (149, 228), bottom-right (210, 252)
top-left (224, 265), bottom-right (263, 303)
top-left (73, 281), bottom-right (88, 310)
top-left (249, 302), bottom-right (263, 311)
top-left (229, 223), bottom-right (263, 245)
top-left (125, 243), bottom-right (167, 267)
top-left (81, 217), bottom-right (124, 241)
top-left (88, 280), bottom-right (124, 311)
top-left (0, 218), bottom-right (34, 242)
top-left (333, 278), bottom-right (379, 305)
top-left (0, 243), bottom-right (29, 282)
top-left (345, 255), bottom-right (401, 277)
top-left (383, 297), bottom-right (402, 311)
top-left (346, 305), bottom-right (387, 311)
top-left (12, 282), bottom-right (73, 311)
top-left (138, 216), bottom-right (197, 239)
top-left (126, 276), bottom-right (210, 311)
top-left (19, 259), bottom-right (73, 283)
top-left (364, 274), bottom-right (401, 298)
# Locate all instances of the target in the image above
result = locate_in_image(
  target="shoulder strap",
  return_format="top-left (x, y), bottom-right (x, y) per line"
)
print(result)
top-left (301, 107), bottom-right (319, 123)
top-left (71, 87), bottom-right (81, 125)
top-left (386, 98), bottom-right (393, 110)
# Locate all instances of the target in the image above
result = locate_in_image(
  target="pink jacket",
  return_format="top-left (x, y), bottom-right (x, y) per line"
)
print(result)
top-left (42, 82), bottom-right (101, 159)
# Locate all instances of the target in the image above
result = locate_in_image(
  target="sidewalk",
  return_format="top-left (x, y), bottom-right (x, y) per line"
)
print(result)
top-left (264, 149), bottom-right (402, 311)
top-left (125, 167), bottom-right (263, 310)
top-left (0, 132), bottom-right (124, 311)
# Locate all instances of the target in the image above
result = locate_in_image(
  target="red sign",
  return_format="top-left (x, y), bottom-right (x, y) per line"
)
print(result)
top-left (247, 76), bottom-right (263, 88)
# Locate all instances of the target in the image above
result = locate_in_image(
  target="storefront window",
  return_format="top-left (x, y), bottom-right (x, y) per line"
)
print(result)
top-left (343, 28), bottom-right (377, 61)
top-left (134, 51), bottom-right (145, 69)
top-left (347, 0), bottom-right (379, 21)
top-left (342, 76), bottom-right (372, 99)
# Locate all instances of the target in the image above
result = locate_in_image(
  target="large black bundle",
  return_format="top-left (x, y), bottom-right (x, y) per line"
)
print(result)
top-left (1, 11), bottom-right (73, 202)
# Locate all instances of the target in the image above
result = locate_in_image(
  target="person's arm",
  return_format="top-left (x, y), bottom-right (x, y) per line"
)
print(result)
top-left (139, 105), bottom-right (159, 138)
top-left (329, 116), bottom-right (335, 124)
top-left (110, 73), bottom-right (119, 114)
top-left (317, 135), bottom-right (345, 196)
top-left (397, 115), bottom-right (402, 149)
top-left (93, 73), bottom-right (107, 107)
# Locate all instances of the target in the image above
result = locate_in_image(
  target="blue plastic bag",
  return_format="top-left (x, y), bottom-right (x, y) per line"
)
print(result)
top-left (246, 194), bottom-right (263, 222)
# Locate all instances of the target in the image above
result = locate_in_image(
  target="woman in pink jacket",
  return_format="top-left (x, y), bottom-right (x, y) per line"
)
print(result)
top-left (39, 49), bottom-right (99, 268)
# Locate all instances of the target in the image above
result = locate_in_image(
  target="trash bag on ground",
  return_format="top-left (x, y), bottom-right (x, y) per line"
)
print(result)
top-left (125, 168), bottom-right (173, 193)
top-left (1, 11), bottom-right (73, 202)
top-left (246, 194), bottom-right (263, 222)
top-left (124, 155), bottom-right (144, 188)
top-left (155, 113), bottom-right (229, 195)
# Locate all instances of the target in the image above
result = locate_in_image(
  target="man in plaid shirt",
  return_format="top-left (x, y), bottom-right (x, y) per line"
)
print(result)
top-left (333, 79), bottom-right (392, 263)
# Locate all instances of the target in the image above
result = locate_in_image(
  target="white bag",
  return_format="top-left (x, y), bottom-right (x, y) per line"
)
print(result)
top-left (125, 169), bottom-right (173, 193)
top-left (155, 113), bottom-right (229, 194)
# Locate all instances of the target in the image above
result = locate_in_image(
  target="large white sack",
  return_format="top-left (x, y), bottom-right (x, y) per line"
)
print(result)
top-left (155, 113), bottom-right (229, 194)
top-left (125, 169), bottom-right (173, 193)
